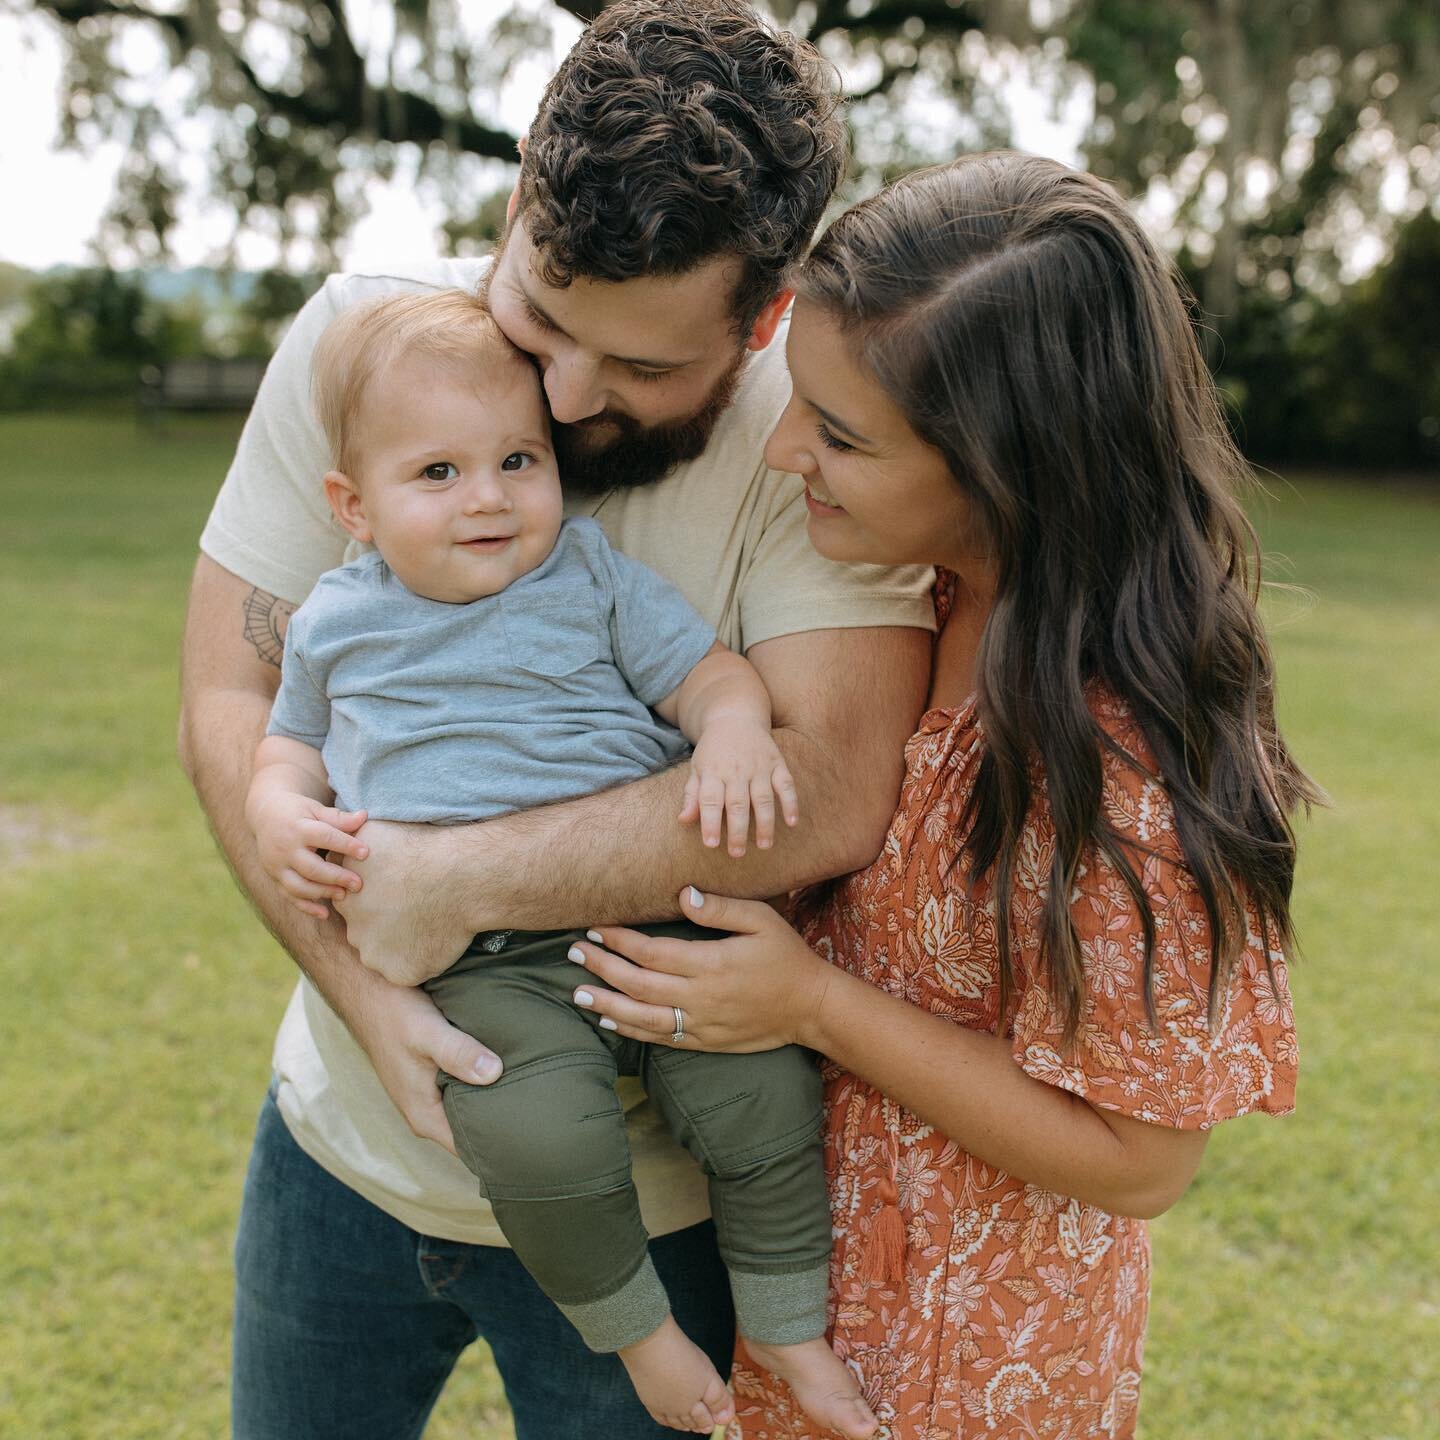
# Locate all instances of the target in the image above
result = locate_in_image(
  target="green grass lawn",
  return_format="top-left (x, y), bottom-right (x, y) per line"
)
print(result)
top-left (1, 413), bottom-right (1435, 1438)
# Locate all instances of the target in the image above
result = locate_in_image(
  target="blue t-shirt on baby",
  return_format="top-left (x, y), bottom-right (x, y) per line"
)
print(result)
top-left (266, 517), bottom-right (717, 822)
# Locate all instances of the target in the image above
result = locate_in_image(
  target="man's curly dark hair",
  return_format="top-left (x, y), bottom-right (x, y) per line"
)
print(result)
top-left (516, 0), bottom-right (846, 334)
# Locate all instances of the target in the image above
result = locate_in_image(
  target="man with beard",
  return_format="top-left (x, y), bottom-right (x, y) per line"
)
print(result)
top-left (179, 3), bottom-right (933, 1435)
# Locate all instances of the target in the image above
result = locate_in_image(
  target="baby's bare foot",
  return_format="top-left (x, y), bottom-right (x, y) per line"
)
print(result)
top-left (618, 1316), bottom-right (735, 1432)
top-left (744, 1337), bottom-right (877, 1440)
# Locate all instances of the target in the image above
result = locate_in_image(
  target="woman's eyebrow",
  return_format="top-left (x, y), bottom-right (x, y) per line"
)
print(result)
top-left (812, 400), bottom-right (873, 446)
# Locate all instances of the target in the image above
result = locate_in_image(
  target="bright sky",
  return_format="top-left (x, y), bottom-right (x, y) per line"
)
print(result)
top-left (0, 8), bottom-right (576, 271)
top-left (0, 7), bottom-right (1087, 274)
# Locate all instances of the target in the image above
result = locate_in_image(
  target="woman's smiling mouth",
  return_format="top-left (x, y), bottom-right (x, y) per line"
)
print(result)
top-left (804, 481), bottom-right (845, 515)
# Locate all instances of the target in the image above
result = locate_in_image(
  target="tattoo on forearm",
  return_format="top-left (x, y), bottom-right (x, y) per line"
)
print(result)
top-left (242, 587), bottom-right (296, 667)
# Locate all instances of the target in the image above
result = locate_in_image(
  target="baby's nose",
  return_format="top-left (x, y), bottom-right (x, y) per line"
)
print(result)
top-left (463, 474), bottom-right (510, 511)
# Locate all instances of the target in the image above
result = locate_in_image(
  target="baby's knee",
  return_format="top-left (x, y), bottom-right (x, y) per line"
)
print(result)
top-left (442, 1055), bottom-right (630, 1199)
top-left (658, 1046), bottom-right (823, 1179)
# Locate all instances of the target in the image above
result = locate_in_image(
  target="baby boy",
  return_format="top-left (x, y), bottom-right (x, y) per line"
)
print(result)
top-left (244, 289), bottom-right (873, 1436)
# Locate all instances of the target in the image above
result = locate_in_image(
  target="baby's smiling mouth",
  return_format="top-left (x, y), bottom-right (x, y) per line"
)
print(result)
top-left (459, 535), bottom-right (515, 550)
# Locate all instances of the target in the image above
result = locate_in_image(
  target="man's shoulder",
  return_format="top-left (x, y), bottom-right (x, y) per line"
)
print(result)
top-left (317, 257), bottom-right (491, 316)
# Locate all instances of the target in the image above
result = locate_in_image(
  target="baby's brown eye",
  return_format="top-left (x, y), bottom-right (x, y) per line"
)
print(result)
top-left (501, 452), bottom-right (532, 472)
top-left (423, 462), bottom-right (458, 482)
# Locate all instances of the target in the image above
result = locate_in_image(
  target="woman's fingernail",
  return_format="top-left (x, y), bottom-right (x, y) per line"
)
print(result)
top-left (687, 886), bottom-right (704, 908)
top-left (574, 990), bottom-right (594, 1007)
top-left (598, 1017), bottom-right (618, 1031)
top-left (566, 946), bottom-right (586, 964)
top-left (586, 930), bottom-right (604, 944)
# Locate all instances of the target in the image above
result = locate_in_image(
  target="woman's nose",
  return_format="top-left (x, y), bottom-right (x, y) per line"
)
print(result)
top-left (763, 392), bottom-right (814, 477)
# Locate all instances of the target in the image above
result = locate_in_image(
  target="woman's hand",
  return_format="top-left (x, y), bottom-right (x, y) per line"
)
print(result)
top-left (569, 886), bottom-right (833, 1052)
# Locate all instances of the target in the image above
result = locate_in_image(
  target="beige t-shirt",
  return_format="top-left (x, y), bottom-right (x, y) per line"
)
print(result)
top-left (201, 258), bottom-right (935, 1244)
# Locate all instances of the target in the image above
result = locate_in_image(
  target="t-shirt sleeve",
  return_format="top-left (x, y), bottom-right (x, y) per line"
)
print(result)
top-left (735, 465), bottom-right (937, 649)
top-left (198, 276), bottom-right (353, 604)
top-left (598, 534), bottom-right (718, 708)
top-left (265, 608), bottom-right (331, 749)
top-left (1007, 703), bottom-right (1299, 1131)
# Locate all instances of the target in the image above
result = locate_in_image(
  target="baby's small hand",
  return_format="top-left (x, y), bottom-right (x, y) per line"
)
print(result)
top-left (246, 787), bottom-right (370, 920)
top-left (679, 717), bottom-right (799, 857)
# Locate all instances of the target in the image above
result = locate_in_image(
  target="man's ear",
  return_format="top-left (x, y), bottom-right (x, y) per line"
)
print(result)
top-left (505, 131), bottom-right (529, 224)
top-left (323, 470), bottom-right (373, 544)
top-left (744, 288), bottom-right (794, 353)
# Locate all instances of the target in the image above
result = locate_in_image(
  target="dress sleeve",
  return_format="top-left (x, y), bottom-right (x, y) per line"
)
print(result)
top-left (1006, 709), bottom-right (1298, 1131)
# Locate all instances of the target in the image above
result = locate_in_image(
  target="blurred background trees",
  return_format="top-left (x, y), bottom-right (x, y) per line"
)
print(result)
top-left (1, 0), bottom-right (1437, 464)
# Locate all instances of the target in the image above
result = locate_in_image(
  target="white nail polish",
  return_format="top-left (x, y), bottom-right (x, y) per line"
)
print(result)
top-left (574, 990), bottom-right (594, 1007)
top-left (598, 1018), bottom-right (618, 1031)
top-left (567, 946), bottom-right (586, 964)
top-left (586, 929), bottom-right (604, 944)
top-left (688, 886), bottom-right (704, 908)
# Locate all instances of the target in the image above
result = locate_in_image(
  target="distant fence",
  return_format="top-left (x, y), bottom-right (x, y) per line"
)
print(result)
top-left (138, 359), bottom-right (265, 414)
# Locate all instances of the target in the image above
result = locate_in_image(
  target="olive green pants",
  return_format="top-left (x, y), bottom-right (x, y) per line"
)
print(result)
top-left (422, 924), bottom-right (830, 1353)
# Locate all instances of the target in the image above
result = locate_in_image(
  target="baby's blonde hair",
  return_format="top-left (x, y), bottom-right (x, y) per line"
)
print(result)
top-left (311, 288), bottom-right (525, 477)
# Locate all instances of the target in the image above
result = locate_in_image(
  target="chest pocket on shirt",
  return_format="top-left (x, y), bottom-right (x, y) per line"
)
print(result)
top-left (500, 586), bottom-right (603, 677)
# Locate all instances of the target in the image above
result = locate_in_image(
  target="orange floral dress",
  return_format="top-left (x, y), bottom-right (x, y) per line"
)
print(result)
top-left (729, 598), bottom-right (1298, 1440)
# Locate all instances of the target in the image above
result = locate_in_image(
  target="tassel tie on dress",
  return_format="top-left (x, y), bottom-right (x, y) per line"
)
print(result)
top-left (859, 1098), bottom-right (906, 1284)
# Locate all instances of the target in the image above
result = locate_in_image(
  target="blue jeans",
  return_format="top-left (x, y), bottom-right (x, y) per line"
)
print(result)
top-left (232, 1090), bottom-right (736, 1439)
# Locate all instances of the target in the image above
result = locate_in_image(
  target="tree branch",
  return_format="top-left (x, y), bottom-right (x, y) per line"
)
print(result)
top-left (552, 0), bottom-right (606, 19)
top-left (806, 0), bottom-right (984, 45)
top-left (39, 0), bottom-right (519, 163)
top-left (45, 0), bottom-right (191, 46)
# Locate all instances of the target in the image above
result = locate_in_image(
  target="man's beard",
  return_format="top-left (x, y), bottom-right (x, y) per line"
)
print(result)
top-left (551, 355), bottom-right (747, 494)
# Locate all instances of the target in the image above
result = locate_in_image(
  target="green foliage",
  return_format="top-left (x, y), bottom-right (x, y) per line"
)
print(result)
top-left (1, 413), bottom-right (1436, 1436)
top-left (1068, 0), bottom-right (1440, 319)
top-left (224, 269), bottom-right (323, 357)
top-left (0, 266), bottom-right (321, 408)
top-left (1216, 212), bottom-right (1440, 467)
top-left (0, 268), bottom-right (199, 409)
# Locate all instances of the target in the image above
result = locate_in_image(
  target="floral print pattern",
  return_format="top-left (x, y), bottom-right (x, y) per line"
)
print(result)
top-left (730, 609), bottom-right (1297, 1439)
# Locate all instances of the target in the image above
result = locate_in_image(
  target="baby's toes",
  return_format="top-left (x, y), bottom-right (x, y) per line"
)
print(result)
top-left (702, 1374), bottom-right (735, 1426)
top-left (835, 1394), bottom-right (879, 1440)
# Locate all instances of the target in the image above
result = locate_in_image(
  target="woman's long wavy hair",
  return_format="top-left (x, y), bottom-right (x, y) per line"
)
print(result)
top-left (797, 152), bottom-right (1319, 1042)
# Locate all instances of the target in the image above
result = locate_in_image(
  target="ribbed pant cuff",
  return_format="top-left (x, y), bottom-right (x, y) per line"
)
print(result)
top-left (557, 1253), bottom-right (671, 1353)
top-left (730, 1263), bottom-right (829, 1345)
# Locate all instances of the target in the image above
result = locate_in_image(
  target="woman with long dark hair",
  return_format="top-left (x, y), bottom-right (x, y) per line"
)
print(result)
top-left (568, 152), bottom-right (1316, 1437)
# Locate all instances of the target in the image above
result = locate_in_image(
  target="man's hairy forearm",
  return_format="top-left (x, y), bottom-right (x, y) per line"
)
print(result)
top-left (178, 686), bottom-right (381, 1017)
top-left (453, 719), bottom-right (896, 932)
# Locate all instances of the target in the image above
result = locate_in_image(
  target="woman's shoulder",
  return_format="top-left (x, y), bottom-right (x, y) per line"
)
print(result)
top-left (1074, 686), bottom-right (1184, 857)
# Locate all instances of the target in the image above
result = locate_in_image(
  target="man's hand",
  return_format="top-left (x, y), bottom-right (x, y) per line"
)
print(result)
top-left (333, 819), bottom-right (476, 985)
top-left (346, 977), bottom-right (503, 1154)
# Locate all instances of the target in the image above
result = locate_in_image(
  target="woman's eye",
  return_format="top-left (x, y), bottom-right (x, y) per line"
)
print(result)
top-left (422, 462), bottom-right (459, 482)
top-left (816, 423), bottom-right (855, 453)
top-left (500, 452), bottom-right (533, 472)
